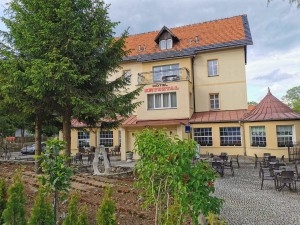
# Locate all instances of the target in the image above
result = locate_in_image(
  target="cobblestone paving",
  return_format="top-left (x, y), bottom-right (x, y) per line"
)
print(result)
top-left (214, 163), bottom-right (300, 225)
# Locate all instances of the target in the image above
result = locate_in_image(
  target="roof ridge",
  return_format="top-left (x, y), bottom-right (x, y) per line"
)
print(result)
top-left (125, 14), bottom-right (247, 37)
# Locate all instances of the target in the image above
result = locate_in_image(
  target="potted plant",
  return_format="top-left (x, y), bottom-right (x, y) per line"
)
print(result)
top-left (126, 151), bottom-right (133, 162)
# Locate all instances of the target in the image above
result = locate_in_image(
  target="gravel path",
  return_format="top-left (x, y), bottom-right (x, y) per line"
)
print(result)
top-left (214, 163), bottom-right (300, 225)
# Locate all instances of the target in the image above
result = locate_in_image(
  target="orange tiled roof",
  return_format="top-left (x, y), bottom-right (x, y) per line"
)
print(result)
top-left (190, 109), bottom-right (248, 123)
top-left (122, 115), bottom-right (189, 127)
top-left (243, 89), bottom-right (300, 122)
top-left (123, 15), bottom-right (252, 62)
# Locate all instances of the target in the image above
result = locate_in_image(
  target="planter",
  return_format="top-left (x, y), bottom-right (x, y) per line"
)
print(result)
top-left (126, 152), bottom-right (133, 162)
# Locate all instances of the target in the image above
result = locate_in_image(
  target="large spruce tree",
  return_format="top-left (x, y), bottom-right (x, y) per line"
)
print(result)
top-left (0, 0), bottom-right (141, 158)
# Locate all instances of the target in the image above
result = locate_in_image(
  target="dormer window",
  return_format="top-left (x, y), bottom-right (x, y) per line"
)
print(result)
top-left (155, 26), bottom-right (179, 51)
top-left (159, 39), bottom-right (173, 50)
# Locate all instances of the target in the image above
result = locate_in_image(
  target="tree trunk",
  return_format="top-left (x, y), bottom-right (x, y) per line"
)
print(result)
top-left (62, 108), bottom-right (72, 161)
top-left (20, 128), bottom-right (25, 147)
top-left (35, 114), bottom-right (42, 174)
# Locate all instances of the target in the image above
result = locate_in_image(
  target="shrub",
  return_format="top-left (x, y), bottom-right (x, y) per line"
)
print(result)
top-left (2, 172), bottom-right (26, 225)
top-left (96, 187), bottom-right (117, 225)
top-left (134, 129), bottom-right (223, 225)
top-left (77, 205), bottom-right (89, 225)
top-left (0, 178), bottom-right (7, 224)
top-left (63, 194), bottom-right (79, 225)
top-left (28, 188), bottom-right (53, 225)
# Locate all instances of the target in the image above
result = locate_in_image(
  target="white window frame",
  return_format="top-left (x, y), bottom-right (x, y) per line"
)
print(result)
top-left (159, 38), bottom-right (173, 50)
top-left (250, 126), bottom-right (266, 147)
top-left (99, 130), bottom-right (114, 147)
top-left (210, 93), bottom-right (219, 110)
top-left (194, 128), bottom-right (213, 146)
top-left (78, 131), bottom-right (90, 148)
top-left (153, 64), bottom-right (179, 83)
top-left (208, 59), bottom-right (218, 76)
top-left (276, 125), bottom-right (294, 147)
top-left (220, 127), bottom-right (241, 146)
top-left (147, 92), bottom-right (177, 110)
top-left (159, 40), bottom-right (166, 50)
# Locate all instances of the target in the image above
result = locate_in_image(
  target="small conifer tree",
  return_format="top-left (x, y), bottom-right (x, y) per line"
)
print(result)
top-left (96, 187), bottom-right (117, 225)
top-left (2, 172), bottom-right (26, 225)
top-left (0, 178), bottom-right (7, 224)
top-left (77, 205), bottom-right (89, 225)
top-left (28, 188), bottom-right (53, 225)
top-left (63, 194), bottom-right (79, 225)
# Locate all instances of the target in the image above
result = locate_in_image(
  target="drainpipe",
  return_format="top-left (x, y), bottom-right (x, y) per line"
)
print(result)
top-left (239, 121), bottom-right (247, 156)
top-left (191, 55), bottom-right (196, 112)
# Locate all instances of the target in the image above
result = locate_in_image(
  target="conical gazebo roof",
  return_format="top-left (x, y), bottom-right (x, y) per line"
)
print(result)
top-left (243, 88), bottom-right (300, 121)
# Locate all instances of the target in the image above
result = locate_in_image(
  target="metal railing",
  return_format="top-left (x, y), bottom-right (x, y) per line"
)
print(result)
top-left (137, 67), bottom-right (190, 85)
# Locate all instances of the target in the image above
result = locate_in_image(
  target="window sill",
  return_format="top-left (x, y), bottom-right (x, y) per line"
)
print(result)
top-left (148, 107), bottom-right (177, 110)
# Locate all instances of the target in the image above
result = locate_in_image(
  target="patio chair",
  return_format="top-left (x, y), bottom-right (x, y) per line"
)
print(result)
top-left (111, 145), bottom-right (121, 156)
top-left (73, 152), bottom-right (83, 164)
top-left (211, 161), bottom-right (224, 177)
top-left (268, 156), bottom-right (277, 162)
top-left (219, 152), bottom-right (228, 161)
top-left (230, 154), bottom-right (240, 168)
top-left (259, 161), bottom-right (270, 178)
top-left (260, 167), bottom-right (276, 190)
top-left (223, 159), bottom-right (234, 176)
top-left (254, 154), bottom-right (260, 168)
top-left (263, 153), bottom-right (271, 162)
top-left (276, 170), bottom-right (296, 191)
top-left (294, 161), bottom-right (300, 181)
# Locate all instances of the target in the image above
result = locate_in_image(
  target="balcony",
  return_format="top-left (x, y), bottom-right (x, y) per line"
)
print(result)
top-left (137, 67), bottom-right (190, 85)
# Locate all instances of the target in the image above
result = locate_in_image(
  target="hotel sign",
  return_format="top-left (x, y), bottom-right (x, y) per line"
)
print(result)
top-left (144, 85), bottom-right (179, 93)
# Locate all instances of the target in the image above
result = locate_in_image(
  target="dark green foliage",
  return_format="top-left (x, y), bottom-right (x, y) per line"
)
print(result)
top-left (63, 194), bottom-right (79, 225)
top-left (0, 178), bottom-right (7, 224)
top-left (134, 129), bottom-right (223, 225)
top-left (282, 86), bottom-right (300, 113)
top-left (0, 0), bottom-right (142, 157)
top-left (28, 188), bottom-right (53, 225)
top-left (96, 187), bottom-right (117, 225)
top-left (77, 205), bottom-right (89, 225)
top-left (2, 172), bottom-right (26, 225)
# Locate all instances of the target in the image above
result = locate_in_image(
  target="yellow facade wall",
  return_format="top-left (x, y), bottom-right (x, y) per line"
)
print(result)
top-left (120, 125), bottom-right (190, 161)
top-left (243, 120), bottom-right (300, 158)
top-left (70, 128), bottom-right (120, 155)
top-left (191, 122), bottom-right (244, 156)
top-left (193, 47), bottom-right (248, 112)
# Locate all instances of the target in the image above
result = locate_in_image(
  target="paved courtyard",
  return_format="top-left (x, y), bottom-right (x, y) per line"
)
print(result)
top-left (214, 163), bottom-right (300, 225)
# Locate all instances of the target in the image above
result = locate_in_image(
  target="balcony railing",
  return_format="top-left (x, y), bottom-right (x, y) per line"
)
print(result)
top-left (137, 67), bottom-right (190, 85)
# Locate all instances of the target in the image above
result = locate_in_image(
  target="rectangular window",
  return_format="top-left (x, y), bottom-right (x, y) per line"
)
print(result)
top-left (99, 131), bottom-right (113, 147)
top-left (78, 131), bottom-right (90, 148)
top-left (210, 94), bottom-right (219, 110)
top-left (153, 64), bottom-right (179, 83)
top-left (250, 126), bottom-right (266, 147)
top-left (194, 128), bottom-right (213, 146)
top-left (118, 130), bottom-right (121, 146)
top-left (208, 59), bottom-right (218, 76)
top-left (277, 125), bottom-right (293, 147)
top-left (123, 70), bottom-right (131, 84)
top-left (166, 39), bottom-right (173, 49)
top-left (159, 39), bottom-right (173, 50)
top-left (147, 92), bottom-right (177, 110)
top-left (159, 40), bottom-right (166, 50)
top-left (220, 127), bottom-right (241, 146)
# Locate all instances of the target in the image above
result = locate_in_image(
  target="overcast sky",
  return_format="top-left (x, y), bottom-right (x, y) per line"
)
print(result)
top-left (0, 0), bottom-right (299, 103)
